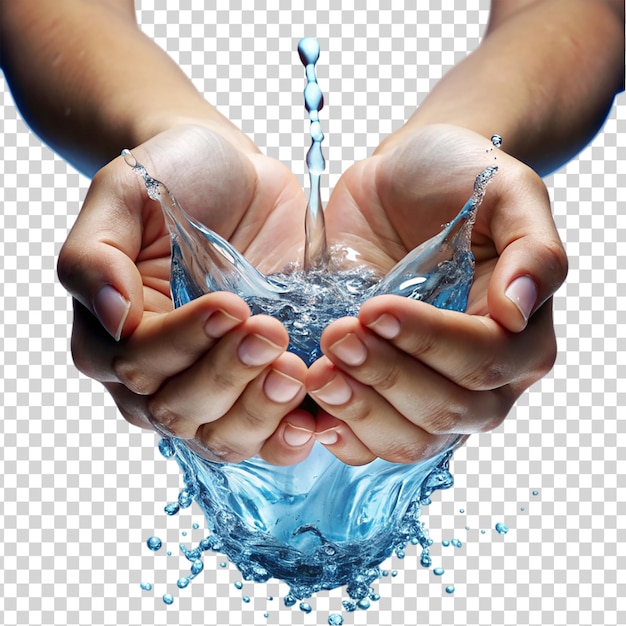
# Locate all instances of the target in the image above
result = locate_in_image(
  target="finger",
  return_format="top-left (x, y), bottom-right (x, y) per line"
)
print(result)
top-left (145, 315), bottom-right (289, 439)
top-left (193, 353), bottom-right (311, 464)
top-left (312, 411), bottom-right (377, 466)
top-left (318, 317), bottom-right (518, 436)
top-left (481, 166), bottom-right (568, 332)
top-left (307, 356), bottom-right (454, 464)
top-left (71, 292), bottom-right (250, 394)
top-left (58, 155), bottom-right (150, 339)
top-left (358, 295), bottom-right (557, 392)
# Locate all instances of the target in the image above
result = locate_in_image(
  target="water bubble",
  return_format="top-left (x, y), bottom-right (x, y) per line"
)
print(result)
top-left (192, 523), bottom-right (200, 530)
top-left (146, 536), bottom-right (162, 552)
top-left (442, 539), bottom-right (450, 547)
top-left (357, 598), bottom-right (371, 610)
top-left (219, 562), bottom-right (227, 568)
top-left (328, 614), bottom-right (344, 626)
top-left (459, 508), bottom-right (465, 514)
top-left (181, 531), bottom-right (187, 537)
top-left (491, 134), bottom-right (503, 147)
top-left (445, 585), bottom-right (455, 594)
top-left (162, 593), bottom-right (174, 605)
top-left (433, 567), bottom-right (445, 576)
top-left (495, 522), bottom-right (509, 535)
top-left (532, 490), bottom-right (539, 496)
top-left (139, 582), bottom-right (153, 591)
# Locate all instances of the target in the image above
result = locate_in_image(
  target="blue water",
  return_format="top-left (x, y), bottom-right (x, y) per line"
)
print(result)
top-left (125, 37), bottom-right (500, 612)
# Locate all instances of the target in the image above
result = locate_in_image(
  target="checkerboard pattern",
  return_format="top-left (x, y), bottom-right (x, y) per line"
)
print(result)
top-left (1, 2), bottom-right (624, 625)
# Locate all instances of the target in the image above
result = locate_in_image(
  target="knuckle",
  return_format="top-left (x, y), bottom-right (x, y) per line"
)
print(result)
top-left (112, 356), bottom-right (160, 395)
top-left (146, 398), bottom-right (192, 439)
top-left (364, 362), bottom-right (402, 393)
top-left (542, 239), bottom-right (569, 291)
top-left (423, 402), bottom-right (466, 435)
top-left (194, 430), bottom-right (250, 464)
top-left (463, 361), bottom-right (507, 391)
top-left (381, 439), bottom-right (436, 465)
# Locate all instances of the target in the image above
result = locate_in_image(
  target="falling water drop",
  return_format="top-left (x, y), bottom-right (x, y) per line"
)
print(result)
top-left (491, 134), bottom-right (503, 147)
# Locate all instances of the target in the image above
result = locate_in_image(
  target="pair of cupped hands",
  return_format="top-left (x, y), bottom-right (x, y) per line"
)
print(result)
top-left (58, 123), bottom-right (567, 466)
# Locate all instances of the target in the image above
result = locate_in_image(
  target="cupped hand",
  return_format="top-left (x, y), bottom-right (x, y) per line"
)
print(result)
top-left (307, 124), bottom-right (568, 465)
top-left (58, 124), bottom-right (317, 465)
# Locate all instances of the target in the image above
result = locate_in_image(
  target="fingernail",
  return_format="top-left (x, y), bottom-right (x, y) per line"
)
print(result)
top-left (311, 374), bottom-right (352, 405)
top-left (238, 333), bottom-right (283, 367)
top-left (204, 308), bottom-right (244, 338)
top-left (92, 285), bottom-right (130, 341)
top-left (505, 275), bottom-right (538, 323)
top-left (367, 313), bottom-right (401, 339)
top-left (329, 333), bottom-right (367, 366)
top-left (283, 423), bottom-right (314, 447)
top-left (264, 369), bottom-right (303, 403)
top-left (315, 427), bottom-right (339, 445)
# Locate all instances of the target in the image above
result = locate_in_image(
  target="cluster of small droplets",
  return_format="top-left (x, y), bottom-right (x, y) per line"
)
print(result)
top-left (121, 149), bottom-right (160, 200)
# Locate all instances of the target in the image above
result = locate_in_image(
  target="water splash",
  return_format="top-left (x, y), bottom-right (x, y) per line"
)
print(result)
top-left (127, 37), bottom-right (499, 610)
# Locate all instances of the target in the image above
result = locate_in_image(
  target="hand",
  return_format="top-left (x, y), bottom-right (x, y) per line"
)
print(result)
top-left (58, 125), bottom-right (317, 465)
top-left (307, 124), bottom-right (568, 465)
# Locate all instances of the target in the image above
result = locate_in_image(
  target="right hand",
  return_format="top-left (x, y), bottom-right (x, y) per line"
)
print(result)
top-left (58, 125), bottom-right (317, 465)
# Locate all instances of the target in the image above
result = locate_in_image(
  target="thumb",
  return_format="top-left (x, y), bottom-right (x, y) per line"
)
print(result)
top-left (486, 178), bottom-right (569, 333)
top-left (57, 155), bottom-right (147, 340)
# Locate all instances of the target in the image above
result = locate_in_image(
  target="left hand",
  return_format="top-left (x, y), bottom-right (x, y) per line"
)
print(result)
top-left (306, 124), bottom-right (568, 465)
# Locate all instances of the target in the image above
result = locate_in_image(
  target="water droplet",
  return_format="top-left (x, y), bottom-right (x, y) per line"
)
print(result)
top-left (298, 37), bottom-right (321, 66)
top-left (190, 559), bottom-right (204, 576)
top-left (495, 522), bottom-right (509, 535)
top-left (459, 508), bottom-right (465, 514)
top-left (162, 593), bottom-right (174, 605)
top-left (242, 596), bottom-right (250, 603)
top-left (158, 438), bottom-right (176, 458)
top-left (357, 598), bottom-right (371, 610)
top-left (219, 562), bottom-right (227, 568)
top-left (442, 539), bottom-right (450, 547)
top-left (299, 602), bottom-right (312, 614)
top-left (491, 134), bottom-right (502, 147)
top-left (532, 490), bottom-right (539, 496)
top-left (139, 582), bottom-right (153, 591)
top-left (192, 523), bottom-right (200, 530)
top-left (181, 531), bottom-right (187, 537)
top-left (433, 567), bottom-right (445, 576)
top-left (328, 614), bottom-right (344, 626)
top-left (451, 538), bottom-right (462, 548)
top-left (164, 502), bottom-right (180, 516)
top-left (391, 569), bottom-right (398, 577)
top-left (283, 593), bottom-right (297, 607)
top-left (480, 529), bottom-right (486, 534)
top-left (234, 581), bottom-right (243, 590)
top-left (342, 600), bottom-right (357, 612)
top-left (177, 577), bottom-right (190, 589)
top-left (445, 585), bottom-right (455, 594)
top-left (146, 536), bottom-right (162, 552)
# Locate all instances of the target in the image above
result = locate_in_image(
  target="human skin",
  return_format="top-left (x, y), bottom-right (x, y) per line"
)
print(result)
top-left (1, 0), bottom-right (623, 464)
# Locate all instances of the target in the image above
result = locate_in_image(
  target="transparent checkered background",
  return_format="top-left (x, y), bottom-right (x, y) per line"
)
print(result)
top-left (1, 1), bottom-right (624, 625)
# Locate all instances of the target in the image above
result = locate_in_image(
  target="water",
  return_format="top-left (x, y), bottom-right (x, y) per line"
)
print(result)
top-left (126, 38), bottom-right (499, 610)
